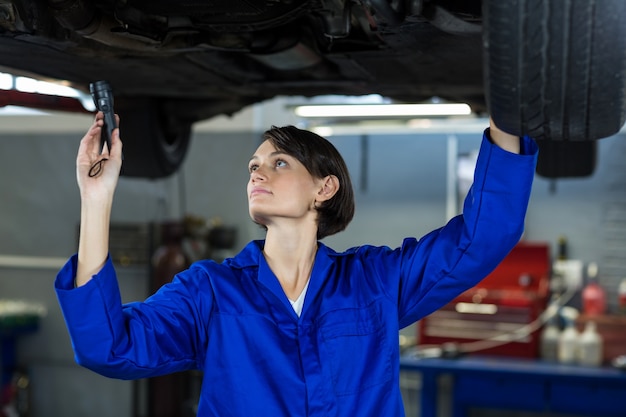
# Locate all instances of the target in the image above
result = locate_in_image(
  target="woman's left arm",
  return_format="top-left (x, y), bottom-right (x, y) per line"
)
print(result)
top-left (489, 117), bottom-right (520, 154)
top-left (387, 121), bottom-right (538, 327)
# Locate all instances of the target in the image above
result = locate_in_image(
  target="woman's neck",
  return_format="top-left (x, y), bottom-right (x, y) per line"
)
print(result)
top-left (263, 228), bottom-right (318, 300)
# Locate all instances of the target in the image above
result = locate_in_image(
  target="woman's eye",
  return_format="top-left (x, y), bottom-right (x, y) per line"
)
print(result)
top-left (248, 164), bottom-right (258, 173)
top-left (275, 159), bottom-right (287, 168)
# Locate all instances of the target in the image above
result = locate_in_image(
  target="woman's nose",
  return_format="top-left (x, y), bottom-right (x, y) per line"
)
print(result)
top-left (250, 168), bottom-right (266, 182)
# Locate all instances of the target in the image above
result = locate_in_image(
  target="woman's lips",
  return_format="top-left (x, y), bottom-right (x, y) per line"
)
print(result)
top-left (249, 187), bottom-right (271, 198)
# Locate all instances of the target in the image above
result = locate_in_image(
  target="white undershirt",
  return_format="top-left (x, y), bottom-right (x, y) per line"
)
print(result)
top-left (288, 279), bottom-right (310, 317)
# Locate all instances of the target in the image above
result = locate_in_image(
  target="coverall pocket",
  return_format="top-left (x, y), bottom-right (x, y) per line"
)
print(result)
top-left (319, 303), bottom-right (392, 396)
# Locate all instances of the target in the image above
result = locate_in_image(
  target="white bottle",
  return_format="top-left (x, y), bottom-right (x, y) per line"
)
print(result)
top-left (577, 321), bottom-right (603, 366)
top-left (540, 317), bottom-right (560, 361)
top-left (557, 319), bottom-right (579, 364)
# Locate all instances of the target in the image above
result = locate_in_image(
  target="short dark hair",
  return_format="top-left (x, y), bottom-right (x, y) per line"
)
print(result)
top-left (263, 125), bottom-right (355, 239)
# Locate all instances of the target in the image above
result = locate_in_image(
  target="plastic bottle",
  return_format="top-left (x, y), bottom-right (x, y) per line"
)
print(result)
top-left (557, 318), bottom-right (579, 364)
top-left (581, 262), bottom-right (606, 316)
top-left (577, 321), bottom-right (603, 366)
top-left (540, 316), bottom-right (560, 361)
top-left (557, 235), bottom-right (568, 260)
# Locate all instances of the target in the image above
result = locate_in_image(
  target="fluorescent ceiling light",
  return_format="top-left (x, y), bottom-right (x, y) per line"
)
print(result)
top-left (0, 72), bottom-right (13, 89)
top-left (295, 103), bottom-right (471, 118)
top-left (0, 105), bottom-right (49, 115)
top-left (0, 72), bottom-right (94, 112)
top-left (13, 75), bottom-right (81, 98)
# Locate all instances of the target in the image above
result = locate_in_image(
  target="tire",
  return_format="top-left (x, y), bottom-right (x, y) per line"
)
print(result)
top-left (115, 97), bottom-right (192, 178)
top-left (535, 140), bottom-right (597, 178)
top-left (483, 0), bottom-right (626, 176)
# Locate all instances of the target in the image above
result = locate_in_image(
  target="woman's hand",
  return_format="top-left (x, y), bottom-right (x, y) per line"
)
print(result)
top-left (489, 117), bottom-right (520, 154)
top-left (75, 111), bottom-right (123, 286)
top-left (76, 111), bottom-right (123, 202)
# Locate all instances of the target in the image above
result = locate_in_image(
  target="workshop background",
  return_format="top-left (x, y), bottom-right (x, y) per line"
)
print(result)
top-left (1, 97), bottom-right (626, 417)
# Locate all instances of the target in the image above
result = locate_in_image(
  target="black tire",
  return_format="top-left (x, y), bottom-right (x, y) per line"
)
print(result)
top-left (535, 140), bottom-right (597, 178)
top-left (115, 97), bottom-right (192, 178)
top-left (483, 0), bottom-right (626, 142)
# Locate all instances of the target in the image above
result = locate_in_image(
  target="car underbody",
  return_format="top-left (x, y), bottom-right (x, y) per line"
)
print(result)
top-left (0, 1), bottom-right (485, 120)
top-left (1, 1), bottom-right (625, 178)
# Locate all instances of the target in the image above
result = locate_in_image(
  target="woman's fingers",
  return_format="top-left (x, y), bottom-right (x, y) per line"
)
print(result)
top-left (82, 115), bottom-right (122, 178)
top-left (78, 125), bottom-right (103, 161)
top-left (79, 112), bottom-right (118, 156)
top-left (109, 126), bottom-right (123, 159)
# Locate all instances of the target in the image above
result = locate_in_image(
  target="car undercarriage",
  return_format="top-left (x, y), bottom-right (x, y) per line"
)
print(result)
top-left (1, 1), bottom-right (625, 178)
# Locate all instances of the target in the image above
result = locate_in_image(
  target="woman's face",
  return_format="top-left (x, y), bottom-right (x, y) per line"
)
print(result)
top-left (247, 140), bottom-right (323, 226)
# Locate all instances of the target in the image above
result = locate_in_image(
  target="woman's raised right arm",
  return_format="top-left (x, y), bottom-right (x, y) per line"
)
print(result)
top-left (75, 111), bottom-right (122, 287)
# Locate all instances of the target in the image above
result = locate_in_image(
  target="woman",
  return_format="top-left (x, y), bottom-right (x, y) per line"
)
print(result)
top-left (56, 113), bottom-right (537, 416)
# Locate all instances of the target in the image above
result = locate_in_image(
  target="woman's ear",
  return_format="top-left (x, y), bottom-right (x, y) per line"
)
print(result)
top-left (316, 175), bottom-right (340, 203)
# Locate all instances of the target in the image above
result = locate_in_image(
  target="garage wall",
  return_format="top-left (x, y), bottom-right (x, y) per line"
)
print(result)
top-left (1, 109), bottom-right (625, 416)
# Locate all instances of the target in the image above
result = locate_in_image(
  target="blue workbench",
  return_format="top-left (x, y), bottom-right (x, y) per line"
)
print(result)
top-left (400, 355), bottom-right (626, 417)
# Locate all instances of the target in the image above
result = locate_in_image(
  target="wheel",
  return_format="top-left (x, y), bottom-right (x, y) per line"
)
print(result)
top-left (115, 97), bottom-right (192, 178)
top-left (535, 140), bottom-right (597, 179)
top-left (483, 0), bottom-right (626, 177)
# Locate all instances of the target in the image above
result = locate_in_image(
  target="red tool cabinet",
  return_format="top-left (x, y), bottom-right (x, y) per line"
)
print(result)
top-left (418, 242), bottom-right (551, 358)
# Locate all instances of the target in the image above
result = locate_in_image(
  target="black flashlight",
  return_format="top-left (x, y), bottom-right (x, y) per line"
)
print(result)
top-left (89, 80), bottom-right (117, 154)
